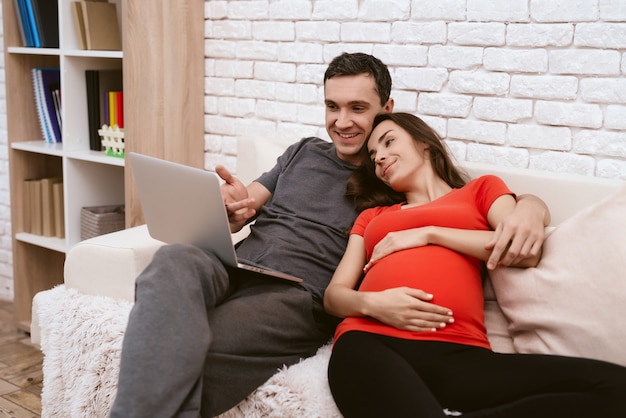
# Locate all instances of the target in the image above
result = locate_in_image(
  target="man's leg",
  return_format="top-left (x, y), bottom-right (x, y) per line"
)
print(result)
top-left (200, 278), bottom-right (333, 417)
top-left (110, 244), bottom-right (233, 418)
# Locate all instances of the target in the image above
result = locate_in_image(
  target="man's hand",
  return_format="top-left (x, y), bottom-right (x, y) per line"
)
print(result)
top-left (215, 165), bottom-right (256, 232)
top-left (485, 194), bottom-right (549, 269)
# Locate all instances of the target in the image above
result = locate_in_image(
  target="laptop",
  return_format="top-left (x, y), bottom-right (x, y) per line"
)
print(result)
top-left (128, 152), bottom-right (303, 283)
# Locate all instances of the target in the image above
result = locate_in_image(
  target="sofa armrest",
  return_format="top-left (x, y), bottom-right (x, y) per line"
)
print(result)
top-left (64, 224), bottom-right (165, 302)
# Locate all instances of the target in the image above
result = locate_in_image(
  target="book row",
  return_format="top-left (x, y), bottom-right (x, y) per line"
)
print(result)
top-left (31, 67), bottom-right (124, 149)
top-left (12, 0), bottom-right (121, 51)
top-left (12, 0), bottom-right (59, 48)
top-left (24, 177), bottom-right (65, 239)
top-left (86, 69), bottom-right (124, 151)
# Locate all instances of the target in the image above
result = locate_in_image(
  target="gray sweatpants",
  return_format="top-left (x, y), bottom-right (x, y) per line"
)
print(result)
top-left (109, 243), bottom-right (333, 417)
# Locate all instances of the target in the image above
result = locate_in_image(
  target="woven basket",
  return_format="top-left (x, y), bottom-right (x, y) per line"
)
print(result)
top-left (80, 205), bottom-right (125, 240)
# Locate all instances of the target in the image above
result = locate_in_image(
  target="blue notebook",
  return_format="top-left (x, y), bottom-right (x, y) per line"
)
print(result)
top-left (23, 0), bottom-right (41, 47)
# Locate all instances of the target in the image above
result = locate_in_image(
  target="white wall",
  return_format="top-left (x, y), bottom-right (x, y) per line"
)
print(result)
top-left (203, 0), bottom-right (626, 181)
top-left (0, 5), bottom-right (12, 301)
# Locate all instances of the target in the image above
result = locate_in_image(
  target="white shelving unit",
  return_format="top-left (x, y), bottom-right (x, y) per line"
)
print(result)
top-left (3, 0), bottom-right (205, 333)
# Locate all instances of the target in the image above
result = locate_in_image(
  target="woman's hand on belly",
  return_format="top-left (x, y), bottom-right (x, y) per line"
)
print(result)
top-left (365, 227), bottom-right (432, 273)
top-left (363, 286), bottom-right (454, 332)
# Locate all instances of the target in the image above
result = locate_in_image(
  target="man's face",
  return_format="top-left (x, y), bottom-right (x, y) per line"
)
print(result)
top-left (324, 74), bottom-right (393, 165)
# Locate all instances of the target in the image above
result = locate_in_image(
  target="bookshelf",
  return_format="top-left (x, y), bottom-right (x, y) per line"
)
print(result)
top-left (2, 0), bottom-right (204, 332)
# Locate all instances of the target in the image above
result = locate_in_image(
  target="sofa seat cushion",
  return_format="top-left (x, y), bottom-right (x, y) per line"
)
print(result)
top-left (490, 183), bottom-right (626, 366)
top-left (34, 285), bottom-right (342, 417)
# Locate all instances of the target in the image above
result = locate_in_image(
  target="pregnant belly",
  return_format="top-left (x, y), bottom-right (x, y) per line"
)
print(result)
top-left (359, 246), bottom-right (484, 320)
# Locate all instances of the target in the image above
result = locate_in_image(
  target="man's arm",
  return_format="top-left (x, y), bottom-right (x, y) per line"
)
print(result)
top-left (485, 193), bottom-right (550, 270)
top-left (364, 194), bottom-right (540, 270)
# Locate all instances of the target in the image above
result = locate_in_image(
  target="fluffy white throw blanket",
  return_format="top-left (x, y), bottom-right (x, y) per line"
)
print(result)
top-left (35, 285), bottom-right (342, 417)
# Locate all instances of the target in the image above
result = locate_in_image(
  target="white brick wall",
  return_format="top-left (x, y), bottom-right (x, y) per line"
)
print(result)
top-left (0, 5), bottom-right (12, 301)
top-left (203, 0), bottom-right (626, 181)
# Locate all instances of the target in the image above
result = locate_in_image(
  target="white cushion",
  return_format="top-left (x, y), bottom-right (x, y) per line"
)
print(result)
top-left (236, 136), bottom-right (291, 185)
top-left (489, 183), bottom-right (626, 366)
top-left (462, 161), bottom-right (623, 226)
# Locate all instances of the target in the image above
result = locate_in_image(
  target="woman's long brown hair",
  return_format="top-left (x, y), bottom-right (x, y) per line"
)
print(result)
top-left (346, 112), bottom-right (469, 212)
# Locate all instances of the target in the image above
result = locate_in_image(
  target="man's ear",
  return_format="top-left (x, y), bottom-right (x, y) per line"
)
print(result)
top-left (383, 98), bottom-right (394, 113)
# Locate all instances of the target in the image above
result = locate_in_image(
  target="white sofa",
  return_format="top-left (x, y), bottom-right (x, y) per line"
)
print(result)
top-left (32, 137), bottom-right (626, 417)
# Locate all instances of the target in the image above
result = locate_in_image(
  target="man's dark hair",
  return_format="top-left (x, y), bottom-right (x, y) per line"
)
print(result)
top-left (324, 53), bottom-right (392, 106)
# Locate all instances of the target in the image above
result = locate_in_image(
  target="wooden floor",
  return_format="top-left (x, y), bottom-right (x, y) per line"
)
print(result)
top-left (0, 300), bottom-right (42, 417)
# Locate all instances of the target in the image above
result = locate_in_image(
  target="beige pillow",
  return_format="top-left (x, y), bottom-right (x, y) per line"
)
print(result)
top-left (489, 182), bottom-right (626, 366)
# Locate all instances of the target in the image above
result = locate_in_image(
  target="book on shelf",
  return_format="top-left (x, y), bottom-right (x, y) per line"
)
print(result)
top-left (24, 178), bottom-right (42, 235)
top-left (30, 0), bottom-right (60, 48)
top-left (32, 68), bottom-right (62, 143)
top-left (73, 0), bottom-right (122, 51)
top-left (53, 182), bottom-right (65, 239)
top-left (85, 69), bottom-right (123, 151)
top-left (41, 177), bottom-right (62, 237)
top-left (21, 0), bottom-right (40, 47)
top-left (24, 177), bottom-right (64, 238)
top-left (117, 91), bottom-right (124, 128)
top-left (12, 0), bottom-right (59, 48)
top-left (71, 2), bottom-right (87, 50)
top-left (12, 0), bottom-right (30, 47)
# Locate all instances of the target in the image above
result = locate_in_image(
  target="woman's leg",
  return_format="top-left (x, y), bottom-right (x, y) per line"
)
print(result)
top-left (420, 345), bottom-right (626, 418)
top-left (329, 333), bottom-right (626, 418)
top-left (328, 331), bottom-right (446, 418)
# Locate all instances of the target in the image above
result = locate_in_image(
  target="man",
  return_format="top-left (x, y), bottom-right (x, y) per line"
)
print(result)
top-left (110, 53), bottom-right (548, 417)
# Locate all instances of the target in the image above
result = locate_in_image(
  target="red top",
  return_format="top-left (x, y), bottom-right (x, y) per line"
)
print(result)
top-left (334, 175), bottom-right (513, 350)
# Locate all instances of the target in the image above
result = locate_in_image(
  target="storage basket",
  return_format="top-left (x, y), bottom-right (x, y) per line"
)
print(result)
top-left (80, 205), bottom-right (125, 240)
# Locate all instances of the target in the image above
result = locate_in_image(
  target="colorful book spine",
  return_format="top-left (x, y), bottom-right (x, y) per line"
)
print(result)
top-left (116, 91), bottom-right (124, 129)
top-left (23, 0), bottom-right (41, 47)
top-left (103, 90), bottom-right (110, 127)
top-left (109, 91), bottom-right (116, 128)
top-left (13, 0), bottom-right (59, 48)
top-left (12, 0), bottom-right (28, 46)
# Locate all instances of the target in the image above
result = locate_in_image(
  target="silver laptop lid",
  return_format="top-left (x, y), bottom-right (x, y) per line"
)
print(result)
top-left (128, 152), bottom-right (239, 267)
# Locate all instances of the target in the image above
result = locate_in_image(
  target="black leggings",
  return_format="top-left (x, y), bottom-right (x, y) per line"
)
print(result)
top-left (328, 331), bottom-right (626, 418)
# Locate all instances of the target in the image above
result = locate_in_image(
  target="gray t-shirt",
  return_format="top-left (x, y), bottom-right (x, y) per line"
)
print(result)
top-left (235, 137), bottom-right (359, 301)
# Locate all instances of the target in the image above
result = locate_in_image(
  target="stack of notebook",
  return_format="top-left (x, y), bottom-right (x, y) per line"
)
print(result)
top-left (32, 67), bottom-right (62, 143)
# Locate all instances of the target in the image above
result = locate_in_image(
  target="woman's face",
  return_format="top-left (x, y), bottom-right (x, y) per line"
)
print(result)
top-left (367, 119), bottom-right (429, 190)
